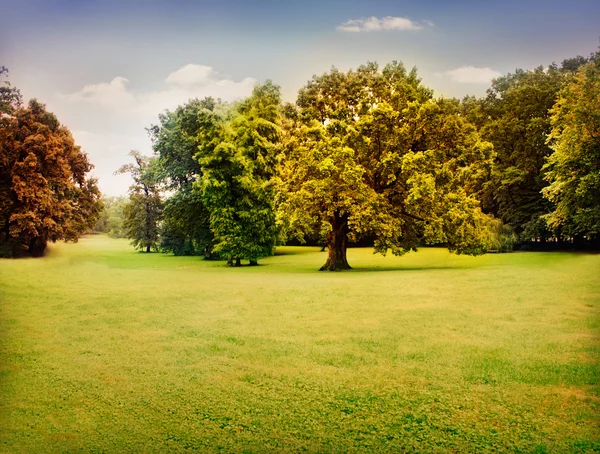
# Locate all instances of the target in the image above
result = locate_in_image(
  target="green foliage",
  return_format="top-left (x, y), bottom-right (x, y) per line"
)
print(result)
top-left (94, 196), bottom-right (128, 238)
top-left (117, 151), bottom-right (163, 252)
top-left (151, 97), bottom-right (215, 191)
top-left (463, 64), bottom-right (578, 240)
top-left (198, 82), bottom-right (281, 265)
top-left (150, 98), bottom-right (219, 256)
top-left (543, 56), bottom-right (600, 237)
top-left (122, 194), bottom-right (162, 252)
top-left (160, 190), bottom-right (213, 256)
top-left (0, 236), bottom-right (19, 258)
top-left (0, 66), bottom-right (22, 115)
top-left (478, 215), bottom-right (519, 252)
top-left (279, 62), bottom-right (496, 270)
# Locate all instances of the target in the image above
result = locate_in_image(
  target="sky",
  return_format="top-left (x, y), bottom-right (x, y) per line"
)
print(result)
top-left (2, 0), bottom-right (599, 196)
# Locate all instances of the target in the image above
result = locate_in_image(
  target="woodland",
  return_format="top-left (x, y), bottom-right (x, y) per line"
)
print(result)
top-left (1, 50), bottom-right (599, 270)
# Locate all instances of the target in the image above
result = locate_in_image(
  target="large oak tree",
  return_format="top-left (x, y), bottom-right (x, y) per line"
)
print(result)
top-left (278, 62), bottom-right (497, 270)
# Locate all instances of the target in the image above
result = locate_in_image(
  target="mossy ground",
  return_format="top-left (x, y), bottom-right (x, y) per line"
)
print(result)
top-left (1, 235), bottom-right (598, 452)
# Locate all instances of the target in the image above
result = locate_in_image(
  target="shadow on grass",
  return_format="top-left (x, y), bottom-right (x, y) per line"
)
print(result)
top-left (274, 248), bottom-right (322, 257)
top-left (0, 243), bottom-right (57, 260)
top-left (348, 265), bottom-right (466, 272)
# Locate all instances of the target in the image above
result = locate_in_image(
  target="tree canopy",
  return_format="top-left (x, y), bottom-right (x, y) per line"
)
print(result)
top-left (117, 151), bottom-right (162, 253)
top-left (6, 46), bottom-right (600, 265)
top-left (198, 82), bottom-right (281, 265)
top-left (462, 66), bottom-right (564, 239)
top-left (110, 51), bottom-right (600, 266)
top-left (543, 56), bottom-right (600, 237)
top-left (461, 56), bottom-right (595, 241)
top-left (278, 62), bottom-right (496, 270)
top-left (94, 196), bottom-right (128, 238)
top-left (0, 66), bottom-right (21, 115)
top-left (149, 98), bottom-right (217, 256)
top-left (0, 94), bottom-right (101, 257)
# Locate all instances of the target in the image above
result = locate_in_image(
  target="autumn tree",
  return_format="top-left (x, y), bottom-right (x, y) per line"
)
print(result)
top-left (149, 98), bottom-right (217, 256)
top-left (278, 62), bottom-right (496, 270)
top-left (0, 92), bottom-right (102, 257)
top-left (543, 56), bottom-right (600, 240)
top-left (198, 82), bottom-right (281, 266)
top-left (117, 151), bottom-right (162, 252)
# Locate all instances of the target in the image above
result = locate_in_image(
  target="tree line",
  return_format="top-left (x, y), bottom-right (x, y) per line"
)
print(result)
top-left (1, 49), bottom-right (599, 269)
top-left (114, 52), bottom-right (599, 270)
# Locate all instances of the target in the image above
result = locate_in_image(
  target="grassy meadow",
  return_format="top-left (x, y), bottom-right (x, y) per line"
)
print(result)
top-left (0, 235), bottom-right (599, 452)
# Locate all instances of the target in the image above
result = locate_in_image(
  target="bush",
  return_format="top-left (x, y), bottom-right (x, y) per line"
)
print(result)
top-left (0, 238), bottom-right (20, 258)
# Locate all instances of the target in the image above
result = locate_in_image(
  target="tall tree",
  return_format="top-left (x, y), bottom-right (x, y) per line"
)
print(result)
top-left (149, 98), bottom-right (218, 256)
top-left (278, 62), bottom-right (496, 270)
top-left (198, 82), bottom-right (281, 266)
top-left (463, 55), bottom-right (593, 241)
top-left (543, 56), bottom-right (600, 239)
top-left (466, 66), bottom-right (565, 240)
top-left (117, 151), bottom-right (162, 252)
top-left (0, 97), bottom-right (101, 257)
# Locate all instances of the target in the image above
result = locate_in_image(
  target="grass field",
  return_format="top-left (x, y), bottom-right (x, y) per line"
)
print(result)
top-left (0, 235), bottom-right (599, 452)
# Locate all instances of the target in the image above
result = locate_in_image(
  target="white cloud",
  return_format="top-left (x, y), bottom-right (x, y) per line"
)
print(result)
top-left (441, 66), bottom-right (502, 84)
top-left (337, 16), bottom-right (431, 32)
top-left (67, 76), bottom-right (136, 108)
top-left (164, 64), bottom-right (215, 88)
top-left (134, 77), bottom-right (256, 117)
top-left (64, 64), bottom-right (256, 116)
top-left (57, 64), bottom-right (258, 195)
top-left (71, 130), bottom-right (150, 196)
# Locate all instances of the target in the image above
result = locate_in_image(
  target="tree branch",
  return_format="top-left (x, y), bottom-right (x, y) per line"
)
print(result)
top-left (400, 210), bottom-right (425, 222)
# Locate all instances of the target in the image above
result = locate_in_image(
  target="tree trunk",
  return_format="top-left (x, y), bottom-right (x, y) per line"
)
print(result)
top-left (28, 235), bottom-right (47, 257)
top-left (249, 259), bottom-right (258, 266)
top-left (320, 213), bottom-right (352, 271)
top-left (145, 198), bottom-right (151, 251)
top-left (2, 214), bottom-right (9, 242)
top-left (234, 257), bottom-right (241, 267)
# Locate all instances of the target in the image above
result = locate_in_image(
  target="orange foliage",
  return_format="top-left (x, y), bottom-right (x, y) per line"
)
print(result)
top-left (0, 99), bottom-right (102, 256)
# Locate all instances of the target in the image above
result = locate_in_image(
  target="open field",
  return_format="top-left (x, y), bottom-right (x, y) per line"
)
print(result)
top-left (0, 235), bottom-right (599, 452)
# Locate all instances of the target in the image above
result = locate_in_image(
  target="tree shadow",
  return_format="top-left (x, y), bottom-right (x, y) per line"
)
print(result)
top-left (0, 242), bottom-right (57, 260)
top-left (274, 248), bottom-right (322, 257)
top-left (348, 265), bottom-right (466, 273)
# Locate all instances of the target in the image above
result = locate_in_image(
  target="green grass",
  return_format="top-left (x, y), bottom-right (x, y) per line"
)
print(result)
top-left (1, 235), bottom-right (599, 452)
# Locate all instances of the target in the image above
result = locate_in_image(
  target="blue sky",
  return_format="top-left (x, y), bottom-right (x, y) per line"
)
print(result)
top-left (2, 0), bottom-right (599, 195)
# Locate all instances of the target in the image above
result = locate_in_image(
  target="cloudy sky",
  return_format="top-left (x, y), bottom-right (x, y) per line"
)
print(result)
top-left (2, 0), bottom-right (599, 195)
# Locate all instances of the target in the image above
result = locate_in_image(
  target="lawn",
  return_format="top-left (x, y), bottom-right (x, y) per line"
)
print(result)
top-left (0, 235), bottom-right (598, 452)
